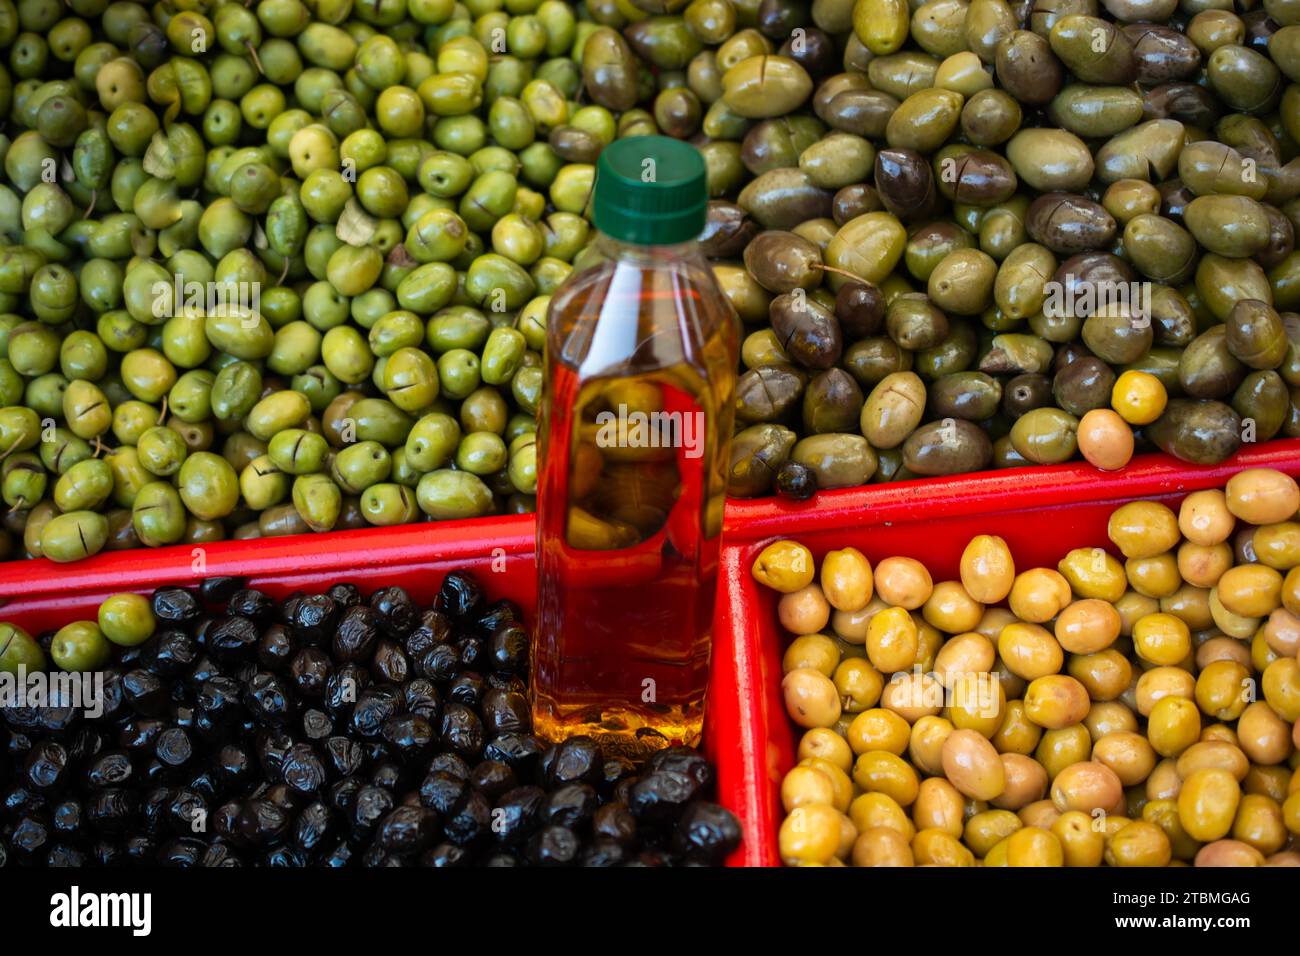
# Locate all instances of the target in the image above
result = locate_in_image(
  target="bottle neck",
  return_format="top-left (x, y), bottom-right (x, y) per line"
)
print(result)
top-left (595, 232), bottom-right (700, 265)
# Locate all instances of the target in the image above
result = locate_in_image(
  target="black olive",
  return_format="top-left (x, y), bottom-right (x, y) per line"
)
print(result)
top-left (483, 851), bottom-right (521, 866)
top-left (334, 605), bottom-right (380, 663)
top-left (84, 750), bottom-right (133, 790)
top-left (405, 610), bottom-right (452, 659)
top-left (10, 816), bottom-right (50, 856)
top-left (468, 759), bottom-right (516, 798)
top-left (86, 789), bottom-right (137, 833)
top-left (294, 801), bottom-right (334, 853)
top-left (439, 703), bottom-right (484, 759)
top-left (370, 586), bottom-right (420, 638)
top-left (419, 771), bottom-right (466, 815)
top-left (24, 740), bottom-right (69, 791)
top-left (351, 785), bottom-right (394, 832)
top-left (200, 843), bottom-right (242, 867)
top-left (775, 460), bottom-right (818, 500)
top-left (474, 599), bottom-right (521, 637)
top-left (527, 824), bottom-right (580, 865)
top-left (213, 801), bottom-right (241, 840)
top-left (227, 589), bottom-right (277, 622)
top-left (245, 672), bottom-right (294, 724)
top-left (186, 770), bottom-right (218, 801)
top-left (457, 635), bottom-right (486, 670)
top-left (402, 679), bottom-right (441, 721)
top-left (491, 785), bottom-right (545, 847)
top-left (329, 777), bottom-right (364, 815)
top-left (381, 714), bottom-right (434, 760)
top-left (543, 736), bottom-right (604, 788)
top-left (480, 689), bottom-right (530, 737)
top-left (447, 671), bottom-right (485, 707)
top-left (489, 624), bottom-right (529, 673)
top-left (257, 625), bottom-right (297, 671)
top-left (371, 639), bottom-right (410, 684)
top-left (627, 770), bottom-right (699, 823)
top-left (281, 744), bottom-right (327, 795)
top-left (593, 802), bottom-right (638, 846)
top-left (165, 788), bottom-right (206, 836)
top-left (370, 762), bottom-right (403, 791)
top-left (421, 842), bottom-right (469, 866)
top-left (579, 839), bottom-right (628, 867)
top-left (322, 736), bottom-right (366, 777)
top-left (302, 708), bottom-right (333, 740)
top-left (436, 571), bottom-right (485, 620)
top-left (323, 663), bottom-right (371, 714)
top-left (442, 788), bottom-right (491, 845)
top-left (237, 798), bottom-right (291, 845)
top-left (647, 746), bottom-right (713, 791)
top-left (378, 806), bottom-right (438, 852)
top-left (47, 844), bottom-right (87, 867)
top-left (326, 583), bottom-right (362, 608)
top-left (153, 587), bottom-right (201, 623)
top-left (427, 752), bottom-right (470, 779)
top-left (159, 837), bottom-right (207, 866)
top-left (289, 593), bottom-right (338, 640)
top-left (544, 783), bottom-right (599, 829)
top-left (51, 799), bottom-right (83, 836)
top-left (187, 656), bottom-right (223, 687)
top-left (155, 727), bottom-right (193, 768)
top-left (140, 630), bottom-right (198, 677)
top-left (418, 644), bottom-right (460, 682)
top-left (91, 841), bottom-right (124, 865)
top-left (4, 785), bottom-right (46, 816)
top-left (351, 686), bottom-right (402, 738)
top-left (206, 616), bottom-right (260, 661)
top-left (124, 834), bottom-right (157, 863)
top-left (121, 669), bottom-right (170, 716)
top-left (672, 801), bottom-right (742, 864)
top-left (214, 744), bottom-right (252, 793)
top-left (322, 841), bottom-right (354, 867)
top-left (288, 647), bottom-right (333, 699)
top-left (483, 733), bottom-right (544, 771)
top-left (200, 576), bottom-right (246, 604)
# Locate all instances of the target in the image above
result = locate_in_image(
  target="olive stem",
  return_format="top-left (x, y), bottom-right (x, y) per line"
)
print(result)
top-left (811, 263), bottom-right (864, 284)
top-left (246, 41), bottom-right (264, 75)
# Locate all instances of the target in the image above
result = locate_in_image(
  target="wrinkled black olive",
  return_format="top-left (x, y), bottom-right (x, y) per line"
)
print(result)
top-left (418, 644), bottom-right (461, 682)
top-left (468, 759), bottom-right (517, 798)
top-left (378, 806), bottom-right (438, 852)
top-left (121, 671), bottom-right (169, 716)
top-left (351, 686), bottom-right (402, 738)
top-left (206, 616), bottom-right (260, 661)
top-left (323, 736), bottom-right (366, 777)
top-left (153, 587), bottom-right (201, 623)
top-left (421, 842), bottom-right (469, 866)
top-left (442, 788), bottom-right (492, 845)
top-left (257, 625), bottom-right (297, 671)
top-left (155, 728), bottom-right (193, 768)
top-left (289, 647), bottom-right (333, 699)
top-left (86, 751), bottom-right (133, 789)
top-left (24, 740), bottom-right (69, 791)
top-left (544, 783), bottom-right (599, 829)
top-left (141, 630), bottom-right (198, 677)
top-left (439, 703), bottom-right (485, 759)
top-left (289, 594), bottom-right (338, 640)
top-left (543, 736), bottom-right (604, 788)
top-left (593, 802), bottom-right (638, 845)
top-left (482, 689), bottom-right (530, 736)
top-left (403, 679), bottom-right (441, 721)
top-left (281, 744), bottom-right (327, 795)
top-left (295, 801), bottom-right (334, 853)
top-left (492, 785), bottom-right (545, 846)
top-left (245, 672), bottom-right (294, 724)
top-left (326, 583), bottom-right (362, 608)
top-left (302, 708), bottom-right (333, 740)
top-left (419, 770), bottom-right (465, 815)
top-left (672, 801), bottom-right (743, 863)
top-left (228, 589), bottom-right (276, 622)
top-left (323, 663), bottom-right (370, 714)
top-left (447, 672), bottom-right (486, 707)
top-left (489, 624), bottom-right (529, 673)
top-left (200, 577), bottom-right (245, 603)
top-left (334, 605), bottom-right (380, 662)
top-left (628, 770), bottom-right (698, 822)
top-left (382, 715), bottom-right (434, 760)
top-left (436, 572), bottom-right (484, 620)
top-left (527, 824), bottom-right (580, 865)
top-left (371, 640), bottom-right (410, 684)
top-left (371, 587), bottom-right (419, 638)
top-left (352, 785), bottom-right (394, 832)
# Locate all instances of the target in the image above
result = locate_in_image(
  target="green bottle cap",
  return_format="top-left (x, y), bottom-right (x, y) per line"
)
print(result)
top-left (592, 136), bottom-right (707, 245)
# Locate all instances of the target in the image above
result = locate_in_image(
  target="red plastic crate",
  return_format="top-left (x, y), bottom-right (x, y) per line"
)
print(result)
top-left (709, 439), bottom-right (1300, 866)
top-left (5, 440), bottom-right (1300, 866)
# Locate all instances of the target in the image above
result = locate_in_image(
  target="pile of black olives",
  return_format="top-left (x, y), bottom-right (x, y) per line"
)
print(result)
top-left (0, 571), bottom-right (741, 867)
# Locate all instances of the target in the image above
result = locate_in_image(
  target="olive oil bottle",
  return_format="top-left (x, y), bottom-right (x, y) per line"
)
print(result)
top-left (532, 137), bottom-right (739, 753)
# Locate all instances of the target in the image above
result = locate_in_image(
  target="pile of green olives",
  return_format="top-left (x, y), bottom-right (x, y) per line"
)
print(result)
top-left (703, 0), bottom-right (1300, 496)
top-left (0, 0), bottom-right (605, 561)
